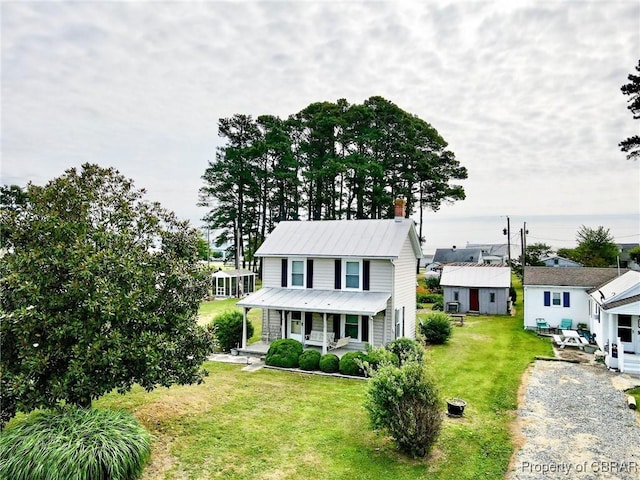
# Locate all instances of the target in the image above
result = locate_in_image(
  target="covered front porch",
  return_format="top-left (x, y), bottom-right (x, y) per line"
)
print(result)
top-left (236, 287), bottom-right (391, 355)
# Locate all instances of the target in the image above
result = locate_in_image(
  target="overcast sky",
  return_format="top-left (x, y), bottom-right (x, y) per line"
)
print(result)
top-left (2, 0), bottom-right (639, 250)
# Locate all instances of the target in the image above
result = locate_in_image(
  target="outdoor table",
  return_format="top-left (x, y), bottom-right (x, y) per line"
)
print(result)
top-left (560, 330), bottom-right (584, 349)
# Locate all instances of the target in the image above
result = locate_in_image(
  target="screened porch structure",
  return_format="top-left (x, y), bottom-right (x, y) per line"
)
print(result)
top-left (212, 269), bottom-right (256, 298)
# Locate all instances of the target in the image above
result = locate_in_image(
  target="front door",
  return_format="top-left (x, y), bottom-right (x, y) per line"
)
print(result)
top-left (470, 289), bottom-right (480, 311)
top-left (618, 315), bottom-right (639, 353)
top-left (289, 311), bottom-right (303, 342)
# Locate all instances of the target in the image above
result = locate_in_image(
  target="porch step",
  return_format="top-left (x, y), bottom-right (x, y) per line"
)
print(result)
top-left (622, 356), bottom-right (640, 375)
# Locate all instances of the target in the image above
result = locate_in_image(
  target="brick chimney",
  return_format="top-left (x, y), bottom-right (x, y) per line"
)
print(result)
top-left (394, 198), bottom-right (406, 221)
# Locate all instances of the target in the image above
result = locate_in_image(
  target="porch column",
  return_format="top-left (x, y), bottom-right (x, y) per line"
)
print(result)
top-left (281, 310), bottom-right (286, 339)
top-left (322, 313), bottom-right (328, 355)
top-left (369, 316), bottom-right (374, 347)
top-left (242, 307), bottom-right (248, 349)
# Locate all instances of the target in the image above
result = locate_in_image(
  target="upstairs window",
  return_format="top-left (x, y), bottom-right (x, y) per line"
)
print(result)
top-left (290, 259), bottom-right (305, 288)
top-left (345, 261), bottom-right (360, 289)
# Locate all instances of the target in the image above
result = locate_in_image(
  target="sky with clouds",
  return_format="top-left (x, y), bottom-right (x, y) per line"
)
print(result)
top-left (2, 0), bottom-right (639, 250)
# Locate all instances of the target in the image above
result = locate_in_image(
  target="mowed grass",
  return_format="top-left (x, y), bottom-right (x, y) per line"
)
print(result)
top-left (96, 294), bottom-right (553, 480)
top-left (198, 298), bottom-right (262, 344)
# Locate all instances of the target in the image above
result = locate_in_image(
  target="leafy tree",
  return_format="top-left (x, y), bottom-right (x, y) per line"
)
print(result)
top-left (210, 310), bottom-right (254, 352)
top-left (0, 164), bottom-right (213, 426)
top-left (573, 225), bottom-right (619, 267)
top-left (619, 59), bottom-right (640, 161)
top-left (629, 245), bottom-right (640, 263)
top-left (525, 242), bottom-right (554, 266)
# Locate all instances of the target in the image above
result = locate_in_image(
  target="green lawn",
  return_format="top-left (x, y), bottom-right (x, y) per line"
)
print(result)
top-left (95, 298), bottom-right (553, 480)
top-left (198, 298), bottom-right (262, 344)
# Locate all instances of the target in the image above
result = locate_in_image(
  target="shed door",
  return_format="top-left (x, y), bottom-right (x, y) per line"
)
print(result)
top-left (470, 289), bottom-right (480, 311)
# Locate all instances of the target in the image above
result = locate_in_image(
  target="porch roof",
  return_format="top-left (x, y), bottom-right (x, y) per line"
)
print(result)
top-left (236, 287), bottom-right (390, 316)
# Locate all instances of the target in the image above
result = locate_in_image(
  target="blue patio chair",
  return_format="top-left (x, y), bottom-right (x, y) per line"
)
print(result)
top-left (560, 318), bottom-right (573, 330)
top-left (536, 318), bottom-right (549, 334)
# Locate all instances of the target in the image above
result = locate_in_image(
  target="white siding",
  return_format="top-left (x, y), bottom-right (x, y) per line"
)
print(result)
top-left (262, 257), bottom-right (282, 288)
top-left (311, 258), bottom-right (334, 290)
top-left (393, 235), bottom-right (418, 339)
top-left (523, 285), bottom-right (591, 330)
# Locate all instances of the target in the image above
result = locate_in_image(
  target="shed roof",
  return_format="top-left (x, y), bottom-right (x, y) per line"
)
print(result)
top-left (212, 269), bottom-right (256, 278)
top-left (524, 267), bottom-right (625, 287)
top-left (255, 218), bottom-right (421, 259)
top-left (440, 264), bottom-right (511, 288)
top-left (236, 287), bottom-right (390, 316)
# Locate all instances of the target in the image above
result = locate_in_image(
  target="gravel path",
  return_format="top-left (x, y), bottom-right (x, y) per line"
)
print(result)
top-left (507, 361), bottom-right (640, 480)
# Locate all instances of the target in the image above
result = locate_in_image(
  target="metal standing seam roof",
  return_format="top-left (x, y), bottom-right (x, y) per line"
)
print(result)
top-left (439, 265), bottom-right (511, 288)
top-left (211, 269), bottom-right (256, 278)
top-left (236, 287), bottom-right (391, 316)
top-left (255, 218), bottom-right (421, 259)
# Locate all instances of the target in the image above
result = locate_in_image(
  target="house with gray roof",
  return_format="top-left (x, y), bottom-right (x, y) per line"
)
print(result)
top-left (432, 247), bottom-right (483, 266)
top-left (237, 201), bottom-right (422, 354)
top-left (523, 267), bottom-right (626, 332)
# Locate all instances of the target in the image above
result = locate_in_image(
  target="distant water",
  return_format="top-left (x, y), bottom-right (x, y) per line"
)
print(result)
top-left (421, 213), bottom-right (639, 253)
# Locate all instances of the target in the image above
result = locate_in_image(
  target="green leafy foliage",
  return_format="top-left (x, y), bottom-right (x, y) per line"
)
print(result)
top-left (210, 310), bottom-right (254, 352)
top-left (298, 349), bottom-right (322, 371)
top-left (0, 406), bottom-right (150, 480)
top-left (339, 351), bottom-right (366, 377)
top-left (419, 312), bottom-right (453, 344)
top-left (424, 275), bottom-right (441, 292)
top-left (265, 339), bottom-right (303, 368)
top-left (573, 225), bottom-right (620, 267)
top-left (0, 164), bottom-right (213, 426)
top-left (361, 345), bottom-right (399, 375)
top-left (365, 362), bottom-right (443, 458)
top-left (619, 59), bottom-right (640, 161)
top-left (417, 292), bottom-right (443, 304)
top-left (386, 338), bottom-right (425, 366)
top-left (318, 353), bottom-right (340, 373)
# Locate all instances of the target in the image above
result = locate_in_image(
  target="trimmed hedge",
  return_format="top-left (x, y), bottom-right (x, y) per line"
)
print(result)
top-left (265, 339), bottom-right (303, 368)
top-left (298, 349), bottom-right (321, 371)
top-left (319, 353), bottom-right (340, 373)
top-left (339, 351), bottom-right (366, 377)
top-left (210, 310), bottom-right (254, 352)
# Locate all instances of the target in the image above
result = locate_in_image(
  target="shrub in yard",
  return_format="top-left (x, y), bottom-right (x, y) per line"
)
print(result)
top-left (339, 351), bottom-right (366, 377)
top-left (419, 311), bottom-right (452, 344)
top-left (417, 292), bottom-right (443, 304)
top-left (319, 353), bottom-right (340, 373)
top-left (386, 338), bottom-right (425, 365)
top-left (298, 349), bottom-right (321, 371)
top-left (362, 345), bottom-right (399, 375)
top-left (425, 275), bottom-right (442, 292)
top-left (0, 405), bottom-right (150, 480)
top-left (365, 362), bottom-right (443, 458)
top-left (265, 338), bottom-right (303, 368)
top-left (211, 310), bottom-right (254, 352)
top-left (431, 298), bottom-right (444, 310)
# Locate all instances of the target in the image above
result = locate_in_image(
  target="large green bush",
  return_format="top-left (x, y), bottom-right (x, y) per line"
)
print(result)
top-left (0, 406), bottom-right (150, 480)
top-left (298, 349), bottom-right (321, 371)
top-left (365, 362), bottom-right (443, 458)
top-left (265, 339), bottom-right (303, 368)
top-left (362, 345), bottom-right (399, 374)
top-left (339, 351), bottom-right (366, 377)
top-left (386, 338), bottom-right (425, 365)
top-left (416, 292), bottom-right (443, 304)
top-left (419, 311), bottom-right (453, 344)
top-left (210, 310), bottom-right (254, 352)
top-left (319, 353), bottom-right (340, 373)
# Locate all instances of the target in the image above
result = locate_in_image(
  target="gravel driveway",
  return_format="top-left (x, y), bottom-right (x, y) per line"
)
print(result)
top-left (507, 361), bottom-right (640, 480)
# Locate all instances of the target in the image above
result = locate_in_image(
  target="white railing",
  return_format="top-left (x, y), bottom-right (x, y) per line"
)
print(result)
top-left (617, 336), bottom-right (625, 373)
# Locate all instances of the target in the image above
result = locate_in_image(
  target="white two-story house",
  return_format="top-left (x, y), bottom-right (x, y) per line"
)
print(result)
top-left (237, 201), bottom-right (422, 354)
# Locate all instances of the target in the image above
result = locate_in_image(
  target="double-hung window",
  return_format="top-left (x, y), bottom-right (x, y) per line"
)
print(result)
top-left (290, 259), bottom-right (305, 288)
top-left (344, 260), bottom-right (361, 289)
top-left (344, 314), bottom-right (360, 340)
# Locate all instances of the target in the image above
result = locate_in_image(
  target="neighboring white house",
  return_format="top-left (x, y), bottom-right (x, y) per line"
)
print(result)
top-left (466, 243), bottom-right (509, 265)
top-left (523, 267), bottom-right (624, 331)
top-left (439, 264), bottom-right (511, 314)
top-left (237, 201), bottom-right (422, 353)
top-left (541, 255), bottom-right (583, 268)
top-left (588, 270), bottom-right (640, 375)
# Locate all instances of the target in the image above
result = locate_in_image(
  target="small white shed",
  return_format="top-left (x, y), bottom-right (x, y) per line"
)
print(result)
top-left (212, 269), bottom-right (256, 298)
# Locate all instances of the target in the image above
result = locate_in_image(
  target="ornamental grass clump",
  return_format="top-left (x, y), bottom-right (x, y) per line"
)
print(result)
top-left (265, 339), bottom-right (303, 368)
top-left (0, 406), bottom-right (150, 480)
top-left (419, 311), bottom-right (453, 344)
top-left (365, 362), bottom-right (443, 458)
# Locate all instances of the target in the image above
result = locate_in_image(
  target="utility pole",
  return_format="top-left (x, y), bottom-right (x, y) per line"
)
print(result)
top-left (503, 216), bottom-right (511, 269)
